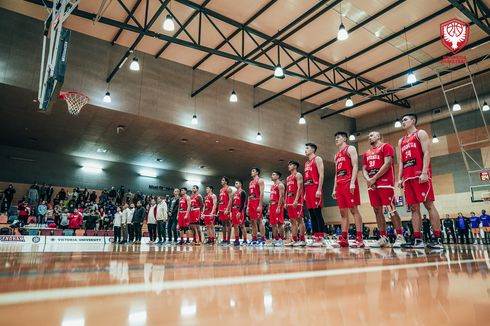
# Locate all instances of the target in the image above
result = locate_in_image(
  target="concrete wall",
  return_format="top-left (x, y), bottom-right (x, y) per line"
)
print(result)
top-left (0, 8), bottom-right (355, 161)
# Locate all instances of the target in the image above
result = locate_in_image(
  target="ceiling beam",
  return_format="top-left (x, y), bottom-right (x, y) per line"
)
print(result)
top-left (447, 0), bottom-right (490, 35)
top-left (320, 50), bottom-right (489, 119)
top-left (255, 5), bottom-right (453, 109)
top-left (111, 0), bottom-right (142, 45)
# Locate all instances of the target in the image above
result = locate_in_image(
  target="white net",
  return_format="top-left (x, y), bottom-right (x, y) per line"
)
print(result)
top-left (61, 92), bottom-right (89, 115)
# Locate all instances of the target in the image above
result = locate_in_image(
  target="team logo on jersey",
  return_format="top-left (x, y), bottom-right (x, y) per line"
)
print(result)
top-left (440, 19), bottom-right (470, 54)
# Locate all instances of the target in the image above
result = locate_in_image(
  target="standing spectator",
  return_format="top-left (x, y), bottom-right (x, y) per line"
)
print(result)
top-left (27, 185), bottom-right (39, 208)
top-left (45, 204), bottom-right (55, 226)
top-left (469, 212), bottom-right (482, 244)
top-left (46, 185), bottom-right (54, 203)
top-left (306, 218), bottom-right (312, 235)
top-left (362, 225), bottom-right (370, 240)
top-left (68, 208), bottom-right (83, 235)
top-left (37, 201), bottom-right (47, 225)
top-left (39, 183), bottom-right (47, 202)
top-left (443, 214), bottom-right (457, 244)
top-left (108, 187), bottom-right (117, 203)
top-left (372, 226), bottom-right (380, 239)
top-left (147, 198), bottom-right (157, 244)
top-left (3, 184), bottom-right (16, 212)
top-left (99, 189), bottom-right (108, 204)
top-left (481, 210), bottom-right (490, 244)
top-left (117, 186), bottom-right (125, 205)
top-left (167, 189), bottom-right (180, 244)
top-left (156, 196), bottom-right (168, 245)
top-left (58, 188), bottom-right (67, 202)
top-left (60, 208), bottom-right (70, 229)
top-left (422, 215), bottom-right (431, 242)
top-left (17, 199), bottom-right (30, 225)
top-left (83, 210), bottom-right (99, 232)
top-left (89, 191), bottom-right (97, 203)
top-left (456, 212), bottom-right (470, 244)
top-left (132, 201), bottom-right (146, 244)
top-left (54, 203), bottom-right (62, 225)
top-left (113, 207), bottom-right (123, 244)
top-left (127, 203), bottom-right (135, 243)
top-left (121, 204), bottom-right (130, 243)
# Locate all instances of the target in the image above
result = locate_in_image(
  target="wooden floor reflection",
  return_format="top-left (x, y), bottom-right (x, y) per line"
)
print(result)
top-left (0, 244), bottom-right (489, 325)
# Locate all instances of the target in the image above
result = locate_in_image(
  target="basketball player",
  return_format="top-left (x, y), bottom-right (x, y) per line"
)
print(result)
top-left (231, 180), bottom-right (248, 246)
top-left (269, 171), bottom-right (285, 247)
top-left (397, 113), bottom-right (442, 249)
top-left (285, 160), bottom-right (306, 247)
top-left (247, 167), bottom-right (266, 245)
top-left (177, 187), bottom-right (191, 245)
top-left (469, 212), bottom-right (482, 244)
top-left (332, 131), bottom-right (365, 248)
top-left (304, 143), bottom-right (327, 247)
top-left (202, 186), bottom-right (217, 245)
top-left (189, 185), bottom-right (203, 245)
top-left (218, 177), bottom-right (232, 245)
top-left (362, 131), bottom-right (405, 248)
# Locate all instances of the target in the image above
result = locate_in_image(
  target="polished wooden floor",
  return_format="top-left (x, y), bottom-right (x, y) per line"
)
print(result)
top-left (0, 243), bottom-right (489, 325)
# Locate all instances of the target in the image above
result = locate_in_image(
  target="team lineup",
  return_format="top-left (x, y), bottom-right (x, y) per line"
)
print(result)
top-left (175, 113), bottom-right (443, 249)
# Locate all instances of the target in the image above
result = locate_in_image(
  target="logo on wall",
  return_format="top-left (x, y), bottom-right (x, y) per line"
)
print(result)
top-left (440, 19), bottom-right (470, 64)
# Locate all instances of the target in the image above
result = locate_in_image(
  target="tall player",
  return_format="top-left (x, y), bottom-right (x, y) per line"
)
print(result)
top-left (362, 131), bottom-right (405, 248)
top-left (218, 177), bottom-right (232, 245)
top-left (270, 171), bottom-right (285, 247)
top-left (304, 143), bottom-right (327, 247)
top-left (202, 186), bottom-right (217, 245)
top-left (177, 187), bottom-right (191, 245)
top-left (332, 132), bottom-right (365, 248)
top-left (247, 167), bottom-right (266, 245)
top-left (189, 185), bottom-right (203, 245)
top-left (397, 113), bottom-right (442, 249)
top-left (285, 160), bottom-right (306, 247)
top-left (231, 180), bottom-right (248, 246)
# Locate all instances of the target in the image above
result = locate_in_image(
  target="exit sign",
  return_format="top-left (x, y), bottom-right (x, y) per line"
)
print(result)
top-left (480, 171), bottom-right (490, 181)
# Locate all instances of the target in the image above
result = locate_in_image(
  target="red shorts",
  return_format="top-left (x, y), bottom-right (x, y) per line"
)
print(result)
top-left (304, 185), bottom-right (322, 209)
top-left (335, 182), bottom-right (360, 209)
top-left (403, 177), bottom-right (435, 205)
top-left (269, 205), bottom-right (284, 225)
top-left (286, 204), bottom-right (303, 219)
top-left (231, 210), bottom-right (244, 225)
top-left (177, 212), bottom-right (189, 227)
top-left (248, 200), bottom-right (261, 219)
top-left (202, 214), bottom-right (214, 226)
top-left (368, 187), bottom-right (395, 207)
top-left (189, 209), bottom-right (200, 224)
top-left (218, 211), bottom-right (230, 221)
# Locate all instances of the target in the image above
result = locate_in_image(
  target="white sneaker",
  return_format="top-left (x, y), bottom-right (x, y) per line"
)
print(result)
top-left (293, 240), bottom-right (306, 247)
top-left (370, 236), bottom-right (390, 248)
top-left (322, 239), bottom-right (333, 249)
top-left (310, 239), bottom-right (323, 247)
top-left (275, 239), bottom-right (284, 247)
top-left (392, 234), bottom-right (406, 248)
top-left (284, 241), bottom-right (295, 247)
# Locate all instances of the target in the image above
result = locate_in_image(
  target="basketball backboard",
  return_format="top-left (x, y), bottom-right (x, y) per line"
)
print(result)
top-left (38, 0), bottom-right (78, 111)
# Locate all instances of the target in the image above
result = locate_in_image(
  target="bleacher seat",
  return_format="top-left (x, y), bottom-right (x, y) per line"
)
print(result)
top-left (63, 229), bottom-right (74, 236)
top-left (85, 230), bottom-right (95, 236)
top-left (28, 229), bottom-right (39, 236)
top-left (106, 230), bottom-right (114, 236)
top-left (40, 229), bottom-right (53, 236)
top-left (96, 230), bottom-right (106, 236)
top-left (53, 229), bottom-right (63, 236)
top-left (7, 216), bottom-right (16, 224)
top-left (0, 215), bottom-right (7, 224)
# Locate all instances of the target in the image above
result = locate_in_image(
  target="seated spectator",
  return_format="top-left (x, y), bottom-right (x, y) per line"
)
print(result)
top-left (60, 208), bottom-right (70, 230)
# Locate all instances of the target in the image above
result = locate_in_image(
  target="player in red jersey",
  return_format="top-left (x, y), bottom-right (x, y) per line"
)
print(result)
top-left (218, 176), bottom-right (232, 245)
top-left (189, 185), bottom-right (203, 245)
top-left (304, 143), bottom-right (327, 247)
top-left (332, 131), bottom-right (365, 248)
top-left (397, 113), bottom-right (442, 249)
top-left (362, 131), bottom-right (405, 248)
top-left (285, 160), bottom-right (306, 247)
top-left (231, 180), bottom-right (248, 246)
top-left (202, 186), bottom-right (217, 245)
top-left (247, 167), bottom-right (266, 245)
top-left (177, 187), bottom-right (191, 245)
top-left (269, 171), bottom-right (285, 247)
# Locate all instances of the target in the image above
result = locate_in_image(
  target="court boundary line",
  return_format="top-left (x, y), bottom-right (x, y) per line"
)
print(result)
top-left (0, 258), bottom-right (486, 306)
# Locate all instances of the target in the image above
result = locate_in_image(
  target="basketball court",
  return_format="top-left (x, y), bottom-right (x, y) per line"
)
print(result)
top-left (0, 0), bottom-right (490, 324)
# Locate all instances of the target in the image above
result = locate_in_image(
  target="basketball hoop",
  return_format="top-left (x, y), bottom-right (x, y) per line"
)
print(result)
top-left (59, 91), bottom-right (89, 116)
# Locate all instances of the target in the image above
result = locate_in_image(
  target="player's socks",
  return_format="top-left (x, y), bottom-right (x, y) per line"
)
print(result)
top-left (235, 236), bottom-right (239, 241)
top-left (293, 236), bottom-right (298, 241)
top-left (253, 236), bottom-right (258, 241)
top-left (280, 235), bottom-right (285, 240)
top-left (356, 231), bottom-right (362, 238)
top-left (414, 231), bottom-right (422, 239)
top-left (300, 235), bottom-right (305, 241)
top-left (433, 230), bottom-right (441, 238)
top-left (342, 232), bottom-right (348, 239)
top-left (380, 230), bottom-right (387, 237)
top-left (274, 235), bottom-right (279, 241)
top-left (261, 236), bottom-right (265, 241)
top-left (396, 229), bottom-right (403, 235)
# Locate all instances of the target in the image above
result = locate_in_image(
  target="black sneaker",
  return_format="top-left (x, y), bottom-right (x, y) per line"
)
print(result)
top-left (401, 238), bottom-right (425, 249)
top-left (427, 237), bottom-right (443, 249)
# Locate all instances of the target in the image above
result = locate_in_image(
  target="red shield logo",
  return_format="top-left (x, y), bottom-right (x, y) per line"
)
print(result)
top-left (440, 19), bottom-right (470, 54)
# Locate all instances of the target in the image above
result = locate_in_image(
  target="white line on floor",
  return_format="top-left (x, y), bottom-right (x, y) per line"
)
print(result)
top-left (0, 258), bottom-right (486, 306)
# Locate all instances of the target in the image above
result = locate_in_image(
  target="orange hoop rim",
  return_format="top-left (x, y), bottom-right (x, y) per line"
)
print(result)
top-left (59, 91), bottom-right (89, 100)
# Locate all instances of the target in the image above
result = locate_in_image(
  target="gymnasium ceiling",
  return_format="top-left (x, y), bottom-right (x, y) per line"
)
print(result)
top-left (1, 0), bottom-right (490, 120)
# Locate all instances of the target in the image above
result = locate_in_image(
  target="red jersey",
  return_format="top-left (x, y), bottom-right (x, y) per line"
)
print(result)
top-left (232, 189), bottom-right (245, 213)
top-left (400, 130), bottom-right (432, 180)
top-left (178, 195), bottom-right (189, 213)
top-left (269, 182), bottom-right (283, 206)
top-left (335, 146), bottom-right (353, 184)
top-left (190, 193), bottom-right (202, 210)
top-left (286, 173), bottom-right (302, 206)
top-left (362, 143), bottom-right (395, 188)
top-left (218, 186), bottom-right (230, 212)
top-left (203, 194), bottom-right (214, 215)
top-left (304, 156), bottom-right (319, 187)
top-left (248, 179), bottom-right (260, 203)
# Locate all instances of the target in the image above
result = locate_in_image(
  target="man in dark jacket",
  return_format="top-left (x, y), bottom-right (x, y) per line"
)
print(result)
top-left (456, 212), bottom-right (470, 244)
top-left (443, 214), bottom-right (457, 244)
top-left (3, 184), bottom-right (16, 212)
top-left (132, 200), bottom-right (146, 244)
top-left (167, 188), bottom-right (180, 243)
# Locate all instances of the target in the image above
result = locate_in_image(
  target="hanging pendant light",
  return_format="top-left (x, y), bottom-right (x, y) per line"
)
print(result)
top-left (432, 134), bottom-right (439, 143)
top-left (163, 14), bottom-right (175, 31)
top-left (256, 132), bottom-right (262, 141)
top-left (452, 101), bottom-right (461, 111)
top-left (345, 97), bottom-right (354, 107)
top-left (337, 4), bottom-right (348, 41)
top-left (191, 114), bottom-right (198, 125)
top-left (129, 57), bottom-right (140, 71)
top-left (274, 45), bottom-right (285, 79)
top-left (394, 119), bottom-right (402, 128)
top-left (299, 115), bottom-right (306, 124)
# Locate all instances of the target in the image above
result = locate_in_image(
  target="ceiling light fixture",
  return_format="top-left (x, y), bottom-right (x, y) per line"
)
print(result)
top-left (139, 171), bottom-right (157, 178)
top-left (129, 57), bottom-right (140, 71)
top-left (404, 28), bottom-right (416, 86)
top-left (81, 165), bottom-right (103, 173)
top-left (103, 91), bottom-right (111, 103)
top-left (407, 71), bottom-right (417, 84)
top-left (163, 14), bottom-right (175, 31)
top-left (256, 132), bottom-right (262, 141)
top-left (337, 3), bottom-right (348, 41)
top-left (298, 114), bottom-right (306, 124)
top-left (273, 44), bottom-right (285, 79)
top-left (482, 101), bottom-right (489, 112)
top-left (345, 97), bottom-right (354, 107)
top-left (191, 114), bottom-right (198, 125)
top-left (432, 134), bottom-right (439, 143)
top-left (452, 101), bottom-right (461, 111)
top-left (349, 134), bottom-right (356, 141)
top-left (394, 119), bottom-right (402, 128)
